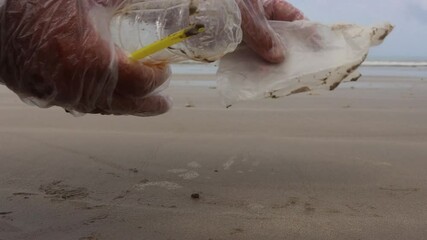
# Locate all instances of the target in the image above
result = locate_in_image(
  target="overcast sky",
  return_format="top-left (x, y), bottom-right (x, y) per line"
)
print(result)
top-left (292, 0), bottom-right (427, 61)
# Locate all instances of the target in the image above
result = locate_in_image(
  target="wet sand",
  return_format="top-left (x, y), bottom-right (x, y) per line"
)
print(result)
top-left (0, 74), bottom-right (427, 240)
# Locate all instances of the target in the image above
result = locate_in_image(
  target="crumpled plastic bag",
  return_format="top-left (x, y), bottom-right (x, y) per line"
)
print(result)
top-left (216, 20), bottom-right (394, 107)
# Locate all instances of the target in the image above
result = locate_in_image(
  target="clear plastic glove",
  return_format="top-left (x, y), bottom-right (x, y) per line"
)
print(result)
top-left (237, 0), bottom-right (305, 63)
top-left (0, 0), bottom-right (171, 116)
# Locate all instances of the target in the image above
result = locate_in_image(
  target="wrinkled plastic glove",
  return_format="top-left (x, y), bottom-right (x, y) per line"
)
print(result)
top-left (237, 0), bottom-right (306, 63)
top-left (0, 0), bottom-right (171, 116)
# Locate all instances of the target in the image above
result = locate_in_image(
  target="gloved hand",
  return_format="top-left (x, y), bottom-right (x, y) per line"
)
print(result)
top-left (237, 0), bottom-right (306, 63)
top-left (0, 0), bottom-right (171, 116)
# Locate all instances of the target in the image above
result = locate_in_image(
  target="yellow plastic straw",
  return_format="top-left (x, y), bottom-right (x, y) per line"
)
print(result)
top-left (129, 24), bottom-right (206, 61)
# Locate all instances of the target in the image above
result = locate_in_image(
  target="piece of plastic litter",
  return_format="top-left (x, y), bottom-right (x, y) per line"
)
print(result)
top-left (216, 20), bottom-right (394, 106)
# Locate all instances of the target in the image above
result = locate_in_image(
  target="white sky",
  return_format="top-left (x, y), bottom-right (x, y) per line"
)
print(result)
top-left (292, 0), bottom-right (427, 60)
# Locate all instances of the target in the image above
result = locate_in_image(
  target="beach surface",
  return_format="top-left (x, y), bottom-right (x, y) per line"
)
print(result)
top-left (1, 69), bottom-right (427, 240)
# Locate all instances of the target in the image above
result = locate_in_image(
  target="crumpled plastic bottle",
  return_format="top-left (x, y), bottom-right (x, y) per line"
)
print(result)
top-left (110, 0), bottom-right (243, 63)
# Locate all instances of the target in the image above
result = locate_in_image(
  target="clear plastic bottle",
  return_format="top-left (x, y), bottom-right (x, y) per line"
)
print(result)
top-left (110, 0), bottom-right (243, 63)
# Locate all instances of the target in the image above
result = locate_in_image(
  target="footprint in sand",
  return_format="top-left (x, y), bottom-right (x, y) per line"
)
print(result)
top-left (39, 180), bottom-right (89, 201)
top-left (135, 181), bottom-right (182, 191)
top-left (167, 161), bottom-right (202, 180)
top-left (187, 161), bottom-right (202, 168)
top-left (178, 171), bottom-right (200, 180)
top-left (222, 156), bottom-right (256, 173)
top-left (223, 158), bottom-right (236, 170)
top-left (167, 169), bottom-right (188, 174)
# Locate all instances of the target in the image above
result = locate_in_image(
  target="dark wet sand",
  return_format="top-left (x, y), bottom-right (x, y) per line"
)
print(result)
top-left (1, 75), bottom-right (427, 240)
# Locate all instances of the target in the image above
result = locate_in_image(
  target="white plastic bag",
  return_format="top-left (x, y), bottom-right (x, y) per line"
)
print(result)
top-left (217, 20), bottom-right (393, 106)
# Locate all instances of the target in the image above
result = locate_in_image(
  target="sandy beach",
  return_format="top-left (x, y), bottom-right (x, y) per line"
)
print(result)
top-left (1, 69), bottom-right (427, 239)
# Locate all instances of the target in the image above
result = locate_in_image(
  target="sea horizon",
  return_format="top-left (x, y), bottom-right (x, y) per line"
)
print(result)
top-left (171, 58), bottom-right (427, 79)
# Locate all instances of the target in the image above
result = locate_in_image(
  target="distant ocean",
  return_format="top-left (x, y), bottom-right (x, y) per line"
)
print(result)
top-left (361, 61), bottom-right (427, 78)
top-left (171, 60), bottom-right (427, 79)
top-left (363, 56), bottom-right (427, 77)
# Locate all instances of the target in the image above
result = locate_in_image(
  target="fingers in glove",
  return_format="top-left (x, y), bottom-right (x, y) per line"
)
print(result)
top-left (264, 0), bottom-right (323, 50)
top-left (263, 0), bottom-right (305, 21)
top-left (114, 50), bottom-right (171, 98)
top-left (92, 94), bottom-right (172, 116)
top-left (238, 0), bottom-right (285, 63)
top-left (1, 0), bottom-right (171, 116)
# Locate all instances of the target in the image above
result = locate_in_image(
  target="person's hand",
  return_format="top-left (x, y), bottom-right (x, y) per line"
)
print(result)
top-left (237, 0), bottom-right (306, 63)
top-left (0, 0), bottom-right (171, 116)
